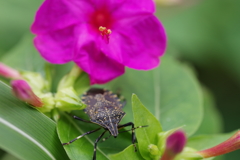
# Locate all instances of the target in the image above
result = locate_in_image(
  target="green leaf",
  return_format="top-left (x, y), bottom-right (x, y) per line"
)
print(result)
top-left (193, 88), bottom-right (223, 136)
top-left (57, 110), bottom-right (138, 160)
top-left (159, 0), bottom-right (240, 86)
top-left (0, 0), bottom-right (42, 52)
top-left (105, 55), bottom-right (203, 136)
top-left (132, 94), bottom-right (162, 160)
top-left (1, 153), bottom-right (20, 160)
top-left (109, 145), bottom-right (144, 160)
top-left (57, 112), bottom-right (109, 160)
top-left (0, 81), bottom-right (69, 160)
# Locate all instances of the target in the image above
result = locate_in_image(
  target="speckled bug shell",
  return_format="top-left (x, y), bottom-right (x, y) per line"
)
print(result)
top-left (82, 88), bottom-right (125, 137)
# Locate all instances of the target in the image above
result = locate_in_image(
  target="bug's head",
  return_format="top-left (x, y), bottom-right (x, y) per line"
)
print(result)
top-left (92, 109), bottom-right (125, 137)
top-left (107, 123), bottom-right (119, 138)
top-left (92, 115), bottom-right (120, 137)
top-left (105, 110), bottom-right (126, 137)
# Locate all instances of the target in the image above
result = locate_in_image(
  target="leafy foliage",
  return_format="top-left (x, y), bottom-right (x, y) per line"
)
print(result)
top-left (1, 0), bottom-right (240, 159)
top-left (0, 81), bottom-right (68, 160)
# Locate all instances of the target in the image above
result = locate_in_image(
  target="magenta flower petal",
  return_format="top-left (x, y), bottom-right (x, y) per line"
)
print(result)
top-left (111, 0), bottom-right (155, 17)
top-left (75, 50), bottom-right (124, 84)
top-left (161, 130), bottom-right (186, 160)
top-left (31, 0), bottom-right (94, 34)
top-left (102, 15), bottom-right (166, 69)
top-left (73, 27), bottom-right (124, 84)
top-left (11, 80), bottom-right (43, 107)
top-left (33, 26), bottom-right (76, 64)
top-left (32, 0), bottom-right (167, 84)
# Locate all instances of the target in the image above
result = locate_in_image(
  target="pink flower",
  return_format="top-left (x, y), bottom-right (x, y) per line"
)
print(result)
top-left (31, 0), bottom-right (167, 84)
top-left (0, 63), bottom-right (22, 79)
top-left (197, 131), bottom-right (240, 158)
top-left (11, 80), bottom-right (43, 107)
top-left (161, 130), bottom-right (186, 160)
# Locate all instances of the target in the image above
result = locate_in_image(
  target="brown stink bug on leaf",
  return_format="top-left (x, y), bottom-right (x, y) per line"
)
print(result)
top-left (62, 88), bottom-right (147, 160)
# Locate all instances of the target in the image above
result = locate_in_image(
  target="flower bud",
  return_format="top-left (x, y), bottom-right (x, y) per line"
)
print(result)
top-left (55, 87), bottom-right (86, 111)
top-left (197, 131), bottom-right (240, 158)
top-left (11, 80), bottom-right (43, 107)
top-left (160, 130), bottom-right (186, 160)
top-left (20, 71), bottom-right (49, 94)
top-left (157, 127), bottom-right (182, 155)
top-left (37, 93), bottom-right (55, 113)
top-left (148, 144), bottom-right (160, 160)
top-left (0, 63), bottom-right (22, 79)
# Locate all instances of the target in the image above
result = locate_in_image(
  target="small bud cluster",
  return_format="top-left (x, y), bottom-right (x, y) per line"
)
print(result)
top-left (0, 63), bottom-right (86, 115)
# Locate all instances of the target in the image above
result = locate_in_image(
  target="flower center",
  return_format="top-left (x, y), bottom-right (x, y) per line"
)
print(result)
top-left (89, 8), bottom-right (113, 43)
top-left (99, 26), bottom-right (111, 44)
top-left (90, 9), bottom-right (112, 29)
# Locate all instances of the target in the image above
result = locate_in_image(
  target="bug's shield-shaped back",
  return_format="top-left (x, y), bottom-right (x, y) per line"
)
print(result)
top-left (82, 88), bottom-right (126, 137)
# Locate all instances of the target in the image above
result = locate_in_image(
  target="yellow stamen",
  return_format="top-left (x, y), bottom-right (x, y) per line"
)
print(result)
top-left (99, 26), bottom-right (112, 44)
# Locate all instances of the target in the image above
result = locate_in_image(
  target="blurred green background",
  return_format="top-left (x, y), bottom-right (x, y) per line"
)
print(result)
top-left (0, 0), bottom-right (239, 159)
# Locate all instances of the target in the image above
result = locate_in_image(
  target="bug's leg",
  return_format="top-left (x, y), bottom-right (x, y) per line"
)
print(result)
top-left (93, 130), bottom-right (108, 160)
top-left (73, 115), bottom-right (92, 123)
top-left (100, 124), bottom-right (148, 143)
top-left (118, 122), bottom-right (137, 151)
top-left (62, 127), bottom-right (101, 145)
top-left (118, 123), bottom-right (148, 152)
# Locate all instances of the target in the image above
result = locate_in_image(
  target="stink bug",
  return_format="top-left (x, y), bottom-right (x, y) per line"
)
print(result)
top-left (62, 88), bottom-right (147, 160)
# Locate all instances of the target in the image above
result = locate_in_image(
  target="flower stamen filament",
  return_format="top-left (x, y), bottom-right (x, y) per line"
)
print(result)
top-left (99, 26), bottom-right (111, 44)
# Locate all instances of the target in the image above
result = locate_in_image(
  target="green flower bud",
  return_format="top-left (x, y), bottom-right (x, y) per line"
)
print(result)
top-left (37, 92), bottom-right (55, 113)
top-left (55, 87), bottom-right (86, 111)
top-left (148, 144), bottom-right (160, 160)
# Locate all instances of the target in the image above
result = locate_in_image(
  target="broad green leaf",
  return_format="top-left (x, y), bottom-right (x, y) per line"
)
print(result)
top-left (57, 112), bottom-right (109, 160)
top-left (1, 153), bottom-right (20, 160)
top-left (57, 110), bottom-right (138, 160)
top-left (1, 34), bottom-right (45, 73)
top-left (0, 81), bottom-right (69, 160)
top-left (0, 0), bottom-right (42, 52)
top-left (159, 0), bottom-right (240, 86)
top-left (105, 55), bottom-right (203, 136)
top-left (132, 94), bottom-right (162, 160)
top-left (109, 145), bottom-right (144, 160)
top-left (193, 88), bottom-right (223, 136)
top-left (0, 149), bottom-right (6, 159)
